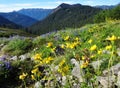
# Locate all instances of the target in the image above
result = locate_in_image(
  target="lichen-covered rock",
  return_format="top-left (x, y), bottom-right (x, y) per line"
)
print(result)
top-left (97, 76), bottom-right (116, 88)
top-left (117, 48), bottom-right (120, 56)
top-left (34, 81), bottom-right (41, 88)
top-left (10, 56), bottom-right (18, 61)
top-left (116, 71), bottom-right (120, 87)
top-left (103, 63), bottom-right (120, 76)
top-left (19, 53), bottom-right (30, 61)
top-left (91, 60), bottom-right (103, 70)
top-left (71, 58), bottom-right (84, 82)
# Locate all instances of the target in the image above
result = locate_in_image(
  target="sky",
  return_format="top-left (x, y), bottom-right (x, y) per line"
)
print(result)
top-left (0, 0), bottom-right (120, 12)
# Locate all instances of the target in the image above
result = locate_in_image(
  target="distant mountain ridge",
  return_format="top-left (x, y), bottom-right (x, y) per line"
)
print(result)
top-left (95, 5), bottom-right (115, 10)
top-left (18, 9), bottom-right (53, 20)
top-left (94, 3), bottom-right (120, 9)
top-left (0, 11), bottom-right (38, 27)
top-left (29, 3), bottom-right (101, 35)
top-left (0, 15), bottom-right (20, 29)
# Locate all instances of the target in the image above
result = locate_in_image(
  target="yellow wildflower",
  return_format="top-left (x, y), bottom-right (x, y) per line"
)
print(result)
top-left (105, 45), bottom-right (112, 50)
top-left (80, 61), bottom-right (89, 68)
top-left (31, 75), bottom-right (35, 80)
top-left (90, 45), bottom-right (97, 51)
top-left (59, 59), bottom-right (66, 67)
top-left (51, 47), bottom-right (56, 52)
top-left (97, 49), bottom-right (102, 54)
top-left (34, 53), bottom-right (42, 60)
top-left (118, 37), bottom-right (120, 39)
top-left (58, 65), bottom-right (69, 76)
top-left (66, 42), bottom-right (70, 48)
top-left (88, 39), bottom-right (93, 44)
top-left (75, 37), bottom-right (79, 41)
top-left (82, 56), bottom-right (85, 60)
top-left (73, 42), bottom-right (79, 46)
top-left (63, 65), bottom-right (69, 72)
top-left (61, 44), bottom-right (65, 49)
top-left (19, 73), bottom-right (28, 80)
top-left (69, 43), bottom-right (75, 49)
top-left (47, 42), bottom-right (53, 47)
top-left (31, 68), bottom-right (39, 74)
top-left (62, 65), bottom-right (69, 76)
top-left (43, 57), bottom-right (54, 64)
top-left (90, 54), bottom-right (96, 58)
top-left (64, 36), bottom-right (69, 41)
top-left (106, 35), bottom-right (117, 41)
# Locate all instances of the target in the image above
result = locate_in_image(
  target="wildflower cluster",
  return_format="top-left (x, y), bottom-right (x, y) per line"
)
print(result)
top-left (17, 23), bottom-right (120, 88)
top-left (58, 59), bottom-right (69, 76)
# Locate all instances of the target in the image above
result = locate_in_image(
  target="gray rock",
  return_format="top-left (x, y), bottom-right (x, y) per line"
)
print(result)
top-left (72, 83), bottom-right (80, 88)
top-left (62, 76), bottom-right (66, 86)
top-left (117, 48), bottom-right (120, 56)
top-left (116, 71), bottom-right (120, 87)
top-left (19, 53), bottom-right (30, 61)
top-left (71, 58), bottom-right (84, 82)
top-left (91, 60), bottom-right (103, 70)
top-left (103, 63), bottom-right (120, 76)
top-left (34, 81), bottom-right (41, 88)
top-left (10, 56), bottom-right (18, 61)
top-left (102, 50), bottom-right (111, 54)
top-left (97, 76), bottom-right (116, 88)
top-left (0, 44), bottom-right (4, 48)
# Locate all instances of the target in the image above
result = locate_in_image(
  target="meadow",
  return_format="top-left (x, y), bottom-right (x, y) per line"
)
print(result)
top-left (0, 20), bottom-right (120, 88)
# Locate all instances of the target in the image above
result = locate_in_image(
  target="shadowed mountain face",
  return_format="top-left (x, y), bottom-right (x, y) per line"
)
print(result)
top-left (0, 15), bottom-right (20, 29)
top-left (0, 11), bottom-right (38, 27)
top-left (29, 3), bottom-right (101, 35)
top-left (17, 9), bottom-right (53, 20)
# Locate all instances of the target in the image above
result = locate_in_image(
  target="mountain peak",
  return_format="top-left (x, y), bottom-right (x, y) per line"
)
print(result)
top-left (59, 3), bottom-right (71, 8)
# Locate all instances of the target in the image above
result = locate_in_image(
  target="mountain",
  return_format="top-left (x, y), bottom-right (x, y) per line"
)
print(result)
top-left (28, 3), bottom-right (101, 35)
top-left (95, 5), bottom-right (115, 10)
top-left (94, 3), bottom-right (120, 10)
top-left (18, 8), bottom-right (53, 20)
top-left (0, 15), bottom-right (20, 29)
top-left (0, 11), bottom-right (38, 27)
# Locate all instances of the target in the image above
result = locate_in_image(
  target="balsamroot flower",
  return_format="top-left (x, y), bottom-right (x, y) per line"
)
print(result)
top-left (64, 36), bottom-right (70, 41)
top-left (88, 39), bottom-right (93, 44)
top-left (90, 45), bottom-right (97, 51)
top-left (46, 42), bottom-right (53, 47)
top-left (106, 35), bottom-right (117, 41)
top-left (19, 73), bottom-right (28, 80)
top-left (105, 45), bottom-right (112, 50)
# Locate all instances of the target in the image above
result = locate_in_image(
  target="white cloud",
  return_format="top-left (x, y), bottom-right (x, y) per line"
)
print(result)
top-left (0, 3), bottom-right (55, 12)
top-left (82, 0), bottom-right (95, 6)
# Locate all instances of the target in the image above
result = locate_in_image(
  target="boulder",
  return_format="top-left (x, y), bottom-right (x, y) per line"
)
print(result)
top-left (71, 58), bottom-right (84, 82)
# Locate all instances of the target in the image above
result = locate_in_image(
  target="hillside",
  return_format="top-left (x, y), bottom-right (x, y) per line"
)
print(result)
top-left (18, 8), bottom-right (53, 20)
top-left (29, 3), bottom-right (101, 35)
top-left (0, 20), bottom-right (120, 88)
top-left (0, 15), bottom-right (20, 29)
top-left (0, 27), bottom-right (36, 37)
top-left (0, 12), bottom-right (38, 27)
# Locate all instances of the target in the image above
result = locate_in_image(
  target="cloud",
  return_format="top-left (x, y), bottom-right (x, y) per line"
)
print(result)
top-left (0, 3), bottom-right (55, 12)
top-left (82, 0), bottom-right (95, 6)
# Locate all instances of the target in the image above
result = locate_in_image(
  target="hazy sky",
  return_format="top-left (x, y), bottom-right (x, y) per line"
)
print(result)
top-left (0, 0), bottom-right (120, 12)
